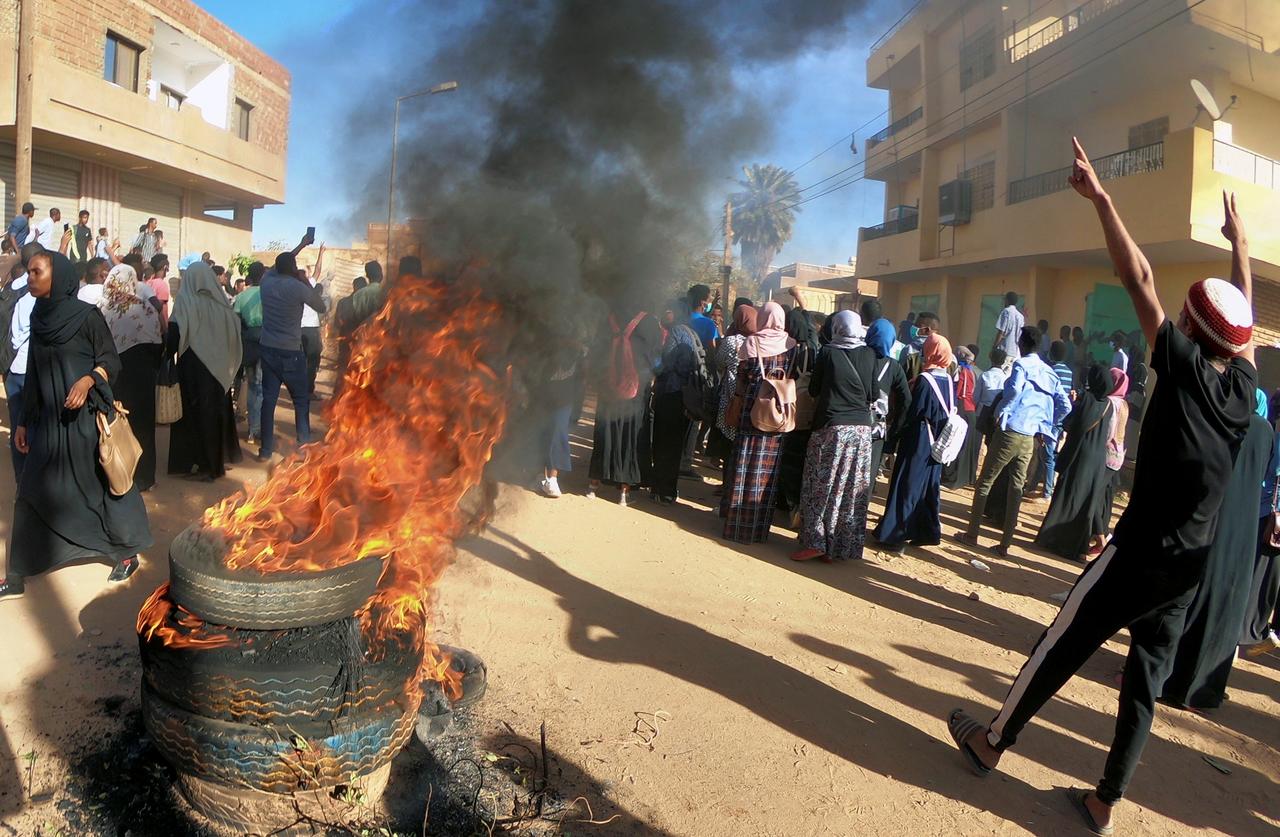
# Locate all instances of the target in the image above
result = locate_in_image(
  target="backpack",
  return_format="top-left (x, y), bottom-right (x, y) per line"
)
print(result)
top-left (604, 312), bottom-right (646, 401)
top-left (921, 372), bottom-right (967, 465)
top-left (0, 278), bottom-right (29, 373)
top-left (667, 325), bottom-right (711, 422)
top-left (870, 358), bottom-right (891, 440)
top-left (750, 354), bottom-right (797, 433)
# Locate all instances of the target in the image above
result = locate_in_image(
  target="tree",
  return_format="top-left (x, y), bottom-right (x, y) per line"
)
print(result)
top-left (730, 164), bottom-right (801, 288)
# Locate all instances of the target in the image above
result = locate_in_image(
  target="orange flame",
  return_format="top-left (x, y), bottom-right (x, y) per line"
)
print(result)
top-left (139, 268), bottom-right (508, 697)
top-left (136, 582), bottom-right (233, 649)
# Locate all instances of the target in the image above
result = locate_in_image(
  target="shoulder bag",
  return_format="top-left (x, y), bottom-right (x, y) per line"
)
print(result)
top-left (921, 372), bottom-right (968, 465)
top-left (98, 401), bottom-right (142, 496)
top-left (156, 352), bottom-right (182, 425)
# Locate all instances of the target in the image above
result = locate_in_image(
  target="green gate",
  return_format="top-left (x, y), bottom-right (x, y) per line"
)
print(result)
top-left (1083, 283), bottom-right (1141, 362)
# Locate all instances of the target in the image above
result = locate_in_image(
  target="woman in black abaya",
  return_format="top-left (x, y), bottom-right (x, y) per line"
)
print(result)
top-left (0, 252), bottom-right (152, 599)
top-left (167, 259), bottom-right (242, 480)
top-left (98, 264), bottom-right (163, 491)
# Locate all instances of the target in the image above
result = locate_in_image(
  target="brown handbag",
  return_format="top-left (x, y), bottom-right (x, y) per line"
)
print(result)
top-left (98, 402), bottom-right (142, 496)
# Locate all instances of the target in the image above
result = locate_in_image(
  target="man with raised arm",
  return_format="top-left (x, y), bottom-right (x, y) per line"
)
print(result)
top-left (946, 138), bottom-right (1257, 836)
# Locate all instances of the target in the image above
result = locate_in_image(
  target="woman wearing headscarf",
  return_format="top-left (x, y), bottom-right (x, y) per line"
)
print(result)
top-left (650, 299), bottom-right (704, 505)
top-left (1162, 389), bottom-right (1272, 709)
top-left (792, 311), bottom-right (878, 562)
top-left (98, 264), bottom-right (163, 491)
top-left (777, 300), bottom-right (821, 522)
top-left (873, 333), bottom-right (954, 553)
top-left (588, 309), bottom-right (663, 507)
top-left (166, 258), bottom-right (243, 480)
top-left (942, 345), bottom-right (980, 489)
top-left (865, 318), bottom-right (911, 484)
top-left (0, 252), bottom-right (151, 599)
top-left (713, 302), bottom-right (756, 486)
top-left (722, 301), bottom-right (797, 543)
top-left (1242, 396), bottom-right (1280, 657)
top-left (1034, 364), bottom-right (1118, 561)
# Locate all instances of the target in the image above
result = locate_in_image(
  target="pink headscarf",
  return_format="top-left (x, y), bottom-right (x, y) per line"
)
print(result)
top-left (1109, 368), bottom-right (1130, 398)
top-left (740, 301), bottom-right (796, 359)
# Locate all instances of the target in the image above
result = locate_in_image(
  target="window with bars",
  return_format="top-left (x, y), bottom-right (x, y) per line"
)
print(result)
top-left (961, 158), bottom-right (996, 212)
top-left (960, 26), bottom-right (996, 91)
top-left (1128, 116), bottom-right (1169, 149)
top-left (104, 32), bottom-right (141, 92)
top-left (233, 98), bottom-right (253, 142)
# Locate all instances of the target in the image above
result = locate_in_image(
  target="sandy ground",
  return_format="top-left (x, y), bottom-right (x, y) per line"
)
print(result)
top-left (0, 394), bottom-right (1277, 835)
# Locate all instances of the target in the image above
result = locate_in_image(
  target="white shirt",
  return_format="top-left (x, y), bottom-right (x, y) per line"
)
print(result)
top-left (33, 217), bottom-right (56, 249)
top-left (77, 283), bottom-right (104, 305)
top-left (995, 305), bottom-right (1024, 359)
top-left (9, 273), bottom-right (34, 374)
top-left (1111, 349), bottom-right (1129, 373)
top-left (300, 277), bottom-right (321, 328)
top-left (95, 238), bottom-right (110, 259)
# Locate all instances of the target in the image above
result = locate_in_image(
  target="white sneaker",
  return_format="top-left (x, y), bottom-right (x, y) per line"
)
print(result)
top-left (619, 489), bottom-right (629, 509)
top-left (539, 477), bottom-right (562, 498)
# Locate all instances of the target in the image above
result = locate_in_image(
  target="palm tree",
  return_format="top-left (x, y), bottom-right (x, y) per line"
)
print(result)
top-left (731, 164), bottom-right (801, 288)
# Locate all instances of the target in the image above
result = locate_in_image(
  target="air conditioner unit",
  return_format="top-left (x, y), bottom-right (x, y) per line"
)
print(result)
top-left (938, 179), bottom-right (972, 226)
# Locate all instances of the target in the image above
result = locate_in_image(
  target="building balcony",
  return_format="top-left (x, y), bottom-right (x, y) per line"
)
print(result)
top-left (860, 207), bottom-right (918, 242)
top-left (867, 107), bottom-right (923, 150)
top-left (1009, 141), bottom-right (1164, 205)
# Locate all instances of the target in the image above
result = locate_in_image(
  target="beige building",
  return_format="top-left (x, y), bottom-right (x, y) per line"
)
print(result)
top-left (856, 0), bottom-right (1280, 378)
top-left (762, 261), bottom-right (880, 314)
top-left (0, 0), bottom-right (288, 260)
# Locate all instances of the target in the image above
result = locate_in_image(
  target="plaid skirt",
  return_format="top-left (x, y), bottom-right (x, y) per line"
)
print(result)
top-left (723, 430), bottom-right (785, 543)
top-left (799, 424), bottom-right (874, 561)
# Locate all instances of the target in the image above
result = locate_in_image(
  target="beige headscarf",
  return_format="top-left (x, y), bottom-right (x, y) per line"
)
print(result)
top-left (170, 261), bottom-right (242, 392)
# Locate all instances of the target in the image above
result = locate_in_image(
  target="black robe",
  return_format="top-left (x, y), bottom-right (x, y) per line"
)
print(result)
top-left (1162, 414), bottom-right (1272, 709)
top-left (875, 371), bottom-right (951, 548)
top-left (166, 323), bottom-right (242, 478)
top-left (116, 342), bottom-right (162, 491)
top-left (1034, 394), bottom-right (1115, 560)
top-left (11, 309), bottom-right (152, 576)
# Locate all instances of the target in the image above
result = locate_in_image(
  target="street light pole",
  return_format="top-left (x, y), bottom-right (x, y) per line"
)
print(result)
top-left (386, 80), bottom-right (458, 271)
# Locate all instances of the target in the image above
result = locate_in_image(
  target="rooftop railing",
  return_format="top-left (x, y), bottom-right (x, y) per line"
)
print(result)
top-left (868, 0), bottom-right (927, 55)
top-left (1008, 0), bottom-right (1129, 64)
top-left (868, 106), bottom-right (924, 148)
top-left (1214, 140), bottom-right (1280, 191)
top-left (1008, 141), bottom-right (1163, 205)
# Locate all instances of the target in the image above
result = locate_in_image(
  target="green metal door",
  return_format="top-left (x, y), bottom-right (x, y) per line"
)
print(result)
top-left (1083, 283), bottom-right (1141, 363)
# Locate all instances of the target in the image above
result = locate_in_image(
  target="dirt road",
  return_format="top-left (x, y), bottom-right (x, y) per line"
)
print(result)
top-left (0, 411), bottom-right (1277, 835)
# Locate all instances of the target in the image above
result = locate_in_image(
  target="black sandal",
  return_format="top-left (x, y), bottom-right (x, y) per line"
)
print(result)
top-left (1065, 787), bottom-right (1114, 836)
top-left (948, 708), bottom-right (993, 777)
top-left (0, 578), bottom-right (25, 600)
top-left (108, 556), bottom-right (140, 583)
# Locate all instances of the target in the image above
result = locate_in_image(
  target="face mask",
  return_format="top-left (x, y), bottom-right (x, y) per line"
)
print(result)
top-left (1109, 341), bottom-right (1115, 349)
top-left (909, 326), bottom-right (920, 340)
top-left (704, 302), bottom-right (713, 314)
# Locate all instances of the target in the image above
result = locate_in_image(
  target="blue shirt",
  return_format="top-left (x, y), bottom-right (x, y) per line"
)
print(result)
top-left (689, 311), bottom-right (719, 349)
top-left (998, 353), bottom-right (1071, 438)
top-left (7, 214), bottom-right (29, 246)
top-left (1051, 361), bottom-right (1074, 397)
top-left (259, 269), bottom-right (325, 351)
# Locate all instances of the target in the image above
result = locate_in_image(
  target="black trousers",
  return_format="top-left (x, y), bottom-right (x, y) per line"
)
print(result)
top-left (986, 543), bottom-right (1203, 804)
top-left (301, 326), bottom-right (323, 395)
top-left (651, 392), bottom-right (690, 500)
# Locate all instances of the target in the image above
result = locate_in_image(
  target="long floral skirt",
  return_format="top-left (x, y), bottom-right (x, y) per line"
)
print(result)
top-left (723, 430), bottom-right (785, 543)
top-left (799, 424), bottom-right (874, 561)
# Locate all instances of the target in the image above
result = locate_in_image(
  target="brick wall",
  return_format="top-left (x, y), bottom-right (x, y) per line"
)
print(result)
top-left (35, 0), bottom-right (289, 156)
top-left (1254, 275), bottom-right (1280, 348)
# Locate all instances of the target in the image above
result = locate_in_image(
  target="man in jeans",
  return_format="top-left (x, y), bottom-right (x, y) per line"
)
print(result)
top-left (948, 140), bottom-right (1258, 835)
top-left (258, 233), bottom-right (322, 460)
top-left (958, 325), bottom-right (1070, 558)
top-left (233, 261), bottom-right (265, 445)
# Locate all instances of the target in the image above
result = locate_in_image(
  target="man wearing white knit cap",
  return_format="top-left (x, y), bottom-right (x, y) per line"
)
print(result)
top-left (946, 138), bottom-right (1257, 836)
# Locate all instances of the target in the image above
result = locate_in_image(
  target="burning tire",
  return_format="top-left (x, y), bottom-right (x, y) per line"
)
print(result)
top-left (177, 761), bottom-right (392, 834)
top-left (143, 682), bottom-right (418, 793)
top-left (440, 645), bottom-right (488, 710)
top-left (140, 616), bottom-right (420, 725)
top-left (167, 525), bottom-right (386, 630)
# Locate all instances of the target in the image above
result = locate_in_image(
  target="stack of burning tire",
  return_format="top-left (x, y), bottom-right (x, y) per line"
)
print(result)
top-left (137, 524), bottom-right (427, 832)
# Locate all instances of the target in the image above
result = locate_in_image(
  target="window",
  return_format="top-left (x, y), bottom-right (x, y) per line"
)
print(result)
top-left (160, 85), bottom-right (184, 111)
top-left (233, 98), bottom-right (253, 142)
top-left (961, 157), bottom-right (996, 212)
top-left (104, 32), bottom-right (141, 92)
top-left (1128, 116), bottom-right (1169, 149)
top-left (203, 203), bottom-right (237, 222)
top-left (960, 26), bottom-right (996, 91)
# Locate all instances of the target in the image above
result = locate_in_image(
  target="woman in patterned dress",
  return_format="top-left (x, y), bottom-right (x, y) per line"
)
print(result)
top-left (792, 311), bottom-right (878, 562)
top-left (722, 301), bottom-right (796, 543)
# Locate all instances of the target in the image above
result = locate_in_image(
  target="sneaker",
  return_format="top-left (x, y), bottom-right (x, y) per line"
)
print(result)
top-left (539, 477), bottom-right (562, 498)
top-left (0, 578), bottom-right (24, 600)
top-left (619, 489), bottom-right (629, 509)
top-left (108, 556), bottom-right (140, 583)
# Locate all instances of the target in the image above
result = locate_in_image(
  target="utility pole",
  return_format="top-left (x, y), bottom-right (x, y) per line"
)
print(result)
top-left (720, 199), bottom-right (733, 304)
top-left (15, 0), bottom-right (34, 207)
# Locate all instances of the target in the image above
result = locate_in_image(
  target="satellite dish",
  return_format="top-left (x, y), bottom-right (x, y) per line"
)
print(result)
top-left (1191, 79), bottom-right (1222, 120)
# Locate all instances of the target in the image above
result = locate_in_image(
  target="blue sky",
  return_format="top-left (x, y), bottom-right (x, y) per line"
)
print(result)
top-left (197, 1), bottom-right (897, 267)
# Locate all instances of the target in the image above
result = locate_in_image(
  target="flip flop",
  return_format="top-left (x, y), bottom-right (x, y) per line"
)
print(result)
top-left (947, 708), bottom-right (992, 777)
top-left (1065, 788), bottom-right (1114, 836)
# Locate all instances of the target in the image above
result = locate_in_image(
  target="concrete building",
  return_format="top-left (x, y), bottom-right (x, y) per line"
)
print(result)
top-left (761, 261), bottom-right (880, 314)
top-left (0, 0), bottom-right (288, 260)
top-left (855, 0), bottom-right (1280, 377)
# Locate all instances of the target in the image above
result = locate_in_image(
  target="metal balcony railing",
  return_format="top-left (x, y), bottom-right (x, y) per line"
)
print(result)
top-left (1008, 0), bottom-right (1129, 64)
top-left (1008, 141), bottom-right (1164, 205)
top-left (868, 106), bottom-right (924, 148)
top-left (1214, 140), bottom-right (1280, 191)
top-left (860, 209), bottom-right (919, 242)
